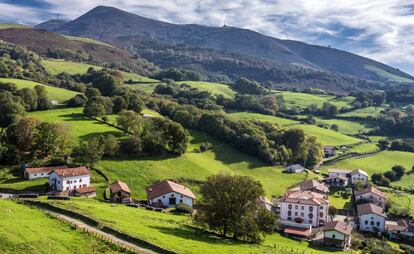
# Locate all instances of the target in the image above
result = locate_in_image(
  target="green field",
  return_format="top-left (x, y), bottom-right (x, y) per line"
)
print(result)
top-left (48, 198), bottom-right (340, 254)
top-left (28, 108), bottom-right (124, 141)
top-left (364, 65), bottom-right (414, 83)
top-left (0, 200), bottom-right (123, 253)
top-left (0, 166), bottom-right (47, 192)
top-left (0, 78), bottom-right (80, 103)
top-left (177, 81), bottom-right (235, 98)
top-left (63, 35), bottom-right (115, 48)
top-left (228, 112), bottom-right (361, 146)
top-left (337, 107), bottom-right (384, 118)
top-left (314, 117), bottom-right (373, 135)
top-left (274, 91), bottom-right (354, 110)
top-left (347, 143), bottom-right (379, 154)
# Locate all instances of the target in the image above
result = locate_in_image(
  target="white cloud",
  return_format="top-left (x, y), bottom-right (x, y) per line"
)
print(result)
top-left (2, 0), bottom-right (414, 74)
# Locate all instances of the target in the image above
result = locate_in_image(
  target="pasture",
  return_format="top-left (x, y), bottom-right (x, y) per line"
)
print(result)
top-left (228, 112), bottom-right (361, 146)
top-left (313, 117), bottom-right (374, 135)
top-left (177, 81), bottom-right (236, 98)
top-left (364, 65), bottom-right (414, 83)
top-left (0, 200), bottom-right (123, 254)
top-left (337, 107), bottom-right (384, 118)
top-left (48, 198), bottom-right (341, 254)
top-left (0, 78), bottom-right (80, 102)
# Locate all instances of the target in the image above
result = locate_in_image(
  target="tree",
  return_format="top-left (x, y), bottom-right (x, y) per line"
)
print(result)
top-left (101, 134), bottom-right (119, 157)
top-left (83, 101), bottom-right (106, 118)
top-left (73, 137), bottom-right (104, 168)
top-left (85, 87), bottom-right (101, 98)
top-left (384, 171), bottom-right (397, 181)
top-left (68, 94), bottom-right (87, 107)
top-left (120, 135), bottom-right (143, 155)
top-left (116, 110), bottom-right (143, 134)
top-left (0, 92), bottom-right (25, 129)
top-left (330, 124), bottom-right (339, 132)
top-left (112, 96), bottom-right (128, 113)
top-left (34, 85), bottom-right (52, 110)
top-left (92, 73), bottom-right (121, 96)
top-left (195, 174), bottom-right (275, 243)
top-left (13, 117), bottom-right (39, 155)
top-left (371, 173), bottom-right (383, 184)
top-left (17, 88), bottom-right (38, 111)
top-left (127, 94), bottom-right (143, 113)
top-left (34, 122), bottom-right (70, 159)
top-left (391, 165), bottom-right (406, 178)
top-left (378, 139), bottom-right (390, 150)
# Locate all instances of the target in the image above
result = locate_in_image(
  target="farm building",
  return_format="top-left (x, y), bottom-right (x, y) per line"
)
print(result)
top-left (146, 180), bottom-right (195, 208)
top-left (299, 179), bottom-right (329, 194)
top-left (285, 164), bottom-right (305, 173)
top-left (109, 180), bottom-right (132, 203)
top-left (386, 219), bottom-right (414, 239)
top-left (355, 186), bottom-right (387, 208)
top-left (322, 221), bottom-right (352, 249)
top-left (357, 203), bottom-right (387, 232)
top-left (327, 168), bottom-right (368, 186)
top-left (323, 146), bottom-right (336, 157)
top-left (323, 175), bottom-right (349, 187)
top-left (74, 186), bottom-right (96, 198)
top-left (24, 165), bottom-right (67, 180)
top-left (49, 167), bottom-right (93, 196)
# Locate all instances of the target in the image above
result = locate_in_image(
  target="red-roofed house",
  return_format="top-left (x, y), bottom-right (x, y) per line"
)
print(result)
top-left (24, 165), bottom-right (68, 180)
top-left (357, 203), bottom-right (387, 232)
top-left (49, 167), bottom-right (91, 194)
top-left (146, 180), bottom-right (195, 208)
top-left (323, 221), bottom-right (352, 249)
top-left (110, 180), bottom-right (132, 203)
top-left (355, 186), bottom-right (387, 208)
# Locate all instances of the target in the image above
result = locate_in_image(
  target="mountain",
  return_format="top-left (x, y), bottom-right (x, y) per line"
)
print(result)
top-left (35, 19), bottom-right (69, 31)
top-left (49, 6), bottom-right (413, 85)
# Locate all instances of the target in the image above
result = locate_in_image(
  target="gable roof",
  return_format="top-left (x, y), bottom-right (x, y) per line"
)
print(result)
top-left (386, 219), bottom-right (409, 232)
top-left (280, 190), bottom-right (329, 205)
top-left (51, 167), bottom-right (90, 178)
top-left (74, 186), bottom-right (95, 194)
top-left (357, 203), bottom-right (387, 218)
top-left (299, 180), bottom-right (329, 193)
top-left (25, 165), bottom-right (67, 174)
top-left (355, 186), bottom-right (386, 199)
top-left (328, 168), bottom-right (351, 174)
top-left (323, 221), bottom-right (352, 235)
top-left (351, 169), bottom-right (368, 176)
top-left (110, 180), bottom-right (131, 194)
top-left (146, 180), bottom-right (195, 200)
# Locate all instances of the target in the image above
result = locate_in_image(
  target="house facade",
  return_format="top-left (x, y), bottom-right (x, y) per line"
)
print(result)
top-left (357, 203), bottom-right (387, 232)
top-left (49, 167), bottom-right (91, 193)
top-left (279, 190), bottom-right (329, 228)
top-left (327, 168), bottom-right (368, 186)
top-left (350, 169), bottom-right (368, 185)
top-left (323, 221), bottom-right (352, 249)
top-left (146, 180), bottom-right (195, 208)
top-left (24, 166), bottom-right (67, 180)
top-left (286, 164), bottom-right (305, 173)
top-left (355, 186), bottom-right (387, 208)
top-left (328, 168), bottom-right (351, 179)
top-left (110, 180), bottom-right (132, 203)
top-left (323, 176), bottom-right (349, 187)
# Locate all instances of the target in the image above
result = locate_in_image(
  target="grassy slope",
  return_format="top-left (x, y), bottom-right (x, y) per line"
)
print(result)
top-left (228, 112), bottom-right (361, 146)
top-left (0, 200), bottom-right (122, 254)
top-left (0, 78), bottom-right (80, 102)
top-left (275, 91), bottom-right (354, 110)
top-left (364, 65), bottom-right (414, 83)
top-left (28, 108), bottom-right (124, 141)
top-left (49, 198), bottom-right (340, 254)
top-left (63, 35), bottom-right (114, 48)
top-left (0, 166), bottom-right (47, 192)
top-left (337, 107), bottom-right (384, 118)
top-left (177, 81), bottom-right (235, 98)
top-left (313, 117), bottom-right (373, 135)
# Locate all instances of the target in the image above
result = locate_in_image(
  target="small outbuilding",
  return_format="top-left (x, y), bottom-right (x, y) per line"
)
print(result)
top-left (109, 180), bottom-right (132, 203)
top-left (24, 165), bottom-right (67, 180)
top-left (285, 164), bottom-right (305, 173)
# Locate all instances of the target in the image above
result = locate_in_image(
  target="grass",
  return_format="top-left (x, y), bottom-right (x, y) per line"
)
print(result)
top-left (177, 81), bottom-right (236, 98)
top-left (0, 78), bottom-right (80, 103)
top-left (274, 91), bottom-right (354, 110)
top-left (123, 72), bottom-right (159, 83)
top-left (337, 107), bottom-right (384, 118)
top-left (63, 35), bottom-right (115, 48)
top-left (228, 112), bottom-right (361, 146)
top-left (347, 143), bottom-right (379, 154)
top-left (28, 108), bottom-right (124, 141)
top-left (47, 198), bottom-right (342, 254)
top-left (313, 117), bottom-right (374, 135)
top-left (0, 200), bottom-right (123, 254)
top-left (0, 23), bottom-right (29, 29)
top-left (0, 166), bottom-right (47, 192)
top-left (385, 191), bottom-right (414, 216)
top-left (364, 65), bottom-right (414, 83)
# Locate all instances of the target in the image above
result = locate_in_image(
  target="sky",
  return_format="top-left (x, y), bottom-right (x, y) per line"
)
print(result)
top-left (1, 0), bottom-right (414, 75)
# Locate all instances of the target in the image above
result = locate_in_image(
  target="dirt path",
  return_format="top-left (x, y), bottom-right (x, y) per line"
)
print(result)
top-left (43, 209), bottom-right (158, 254)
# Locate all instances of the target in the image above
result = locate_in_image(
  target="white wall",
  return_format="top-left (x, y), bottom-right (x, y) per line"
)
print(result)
top-left (150, 192), bottom-right (193, 208)
top-left (359, 214), bottom-right (385, 232)
top-left (324, 230), bottom-right (345, 240)
top-left (280, 202), bottom-right (328, 227)
top-left (351, 173), bottom-right (368, 185)
top-left (27, 172), bottom-right (49, 180)
top-left (328, 172), bottom-right (349, 178)
top-left (356, 193), bottom-right (386, 208)
top-left (49, 172), bottom-right (90, 192)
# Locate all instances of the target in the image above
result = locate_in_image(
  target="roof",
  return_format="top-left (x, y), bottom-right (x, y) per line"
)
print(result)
top-left (299, 180), bottom-right (329, 193)
top-left (357, 203), bottom-right (387, 218)
top-left (386, 220), bottom-right (409, 232)
top-left (355, 186), bottom-right (386, 199)
top-left (286, 164), bottom-right (305, 171)
top-left (351, 169), bottom-right (368, 176)
top-left (284, 227), bottom-right (311, 237)
top-left (74, 186), bottom-right (95, 194)
top-left (110, 181), bottom-right (131, 194)
top-left (51, 167), bottom-right (90, 178)
top-left (25, 165), bottom-right (67, 174)
top-left (323, 221), bottom-right (352, 235)
top-left (146, 180), bottom-right (195, 200)
top-left (328, 168), bottom-right (351, 174)
top-left (280, 190), bottom-right (329, 205)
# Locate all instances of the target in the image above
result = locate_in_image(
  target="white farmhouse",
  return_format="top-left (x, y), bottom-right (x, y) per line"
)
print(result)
top-left (286, 164), bottom-right (306, 173)
top-left (49, 167), bottom-right (92, 194)
top-left (146, 180), bottom-right (195, 208)
top-left (323, 221), bottom-right (353, 249)
top-left (279, 190), bottom-right (329, 229)
top-left (355, 186), bottom-right (387, 208)
top-left (24, 165), bottom-right (67, 180)
top-left (357, 203), bottom-right (387, 232)
top-left (350, 169), bottom-right (368, 185)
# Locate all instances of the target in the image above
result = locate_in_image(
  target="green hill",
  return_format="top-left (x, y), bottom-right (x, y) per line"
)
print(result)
top-left (177, 81), bottom-right (235, 98)
top-left (0, 78), bottom-right (80, 102)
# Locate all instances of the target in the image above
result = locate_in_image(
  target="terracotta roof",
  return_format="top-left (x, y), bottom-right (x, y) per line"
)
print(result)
top-left (280, 190), bottom-right (328, 205)
top-left (74, 186), bottom-right (95, 194)
top-left (284, 227), bottom-right (311, 237)
top-left (323, 221), bottom-right (352, 235)
top-left (328, 168), bottom-right (351, 174)
top-left (25, 165), bottom-right (67, 174)
top-left (299, 180), bottom-right (329, 193)
top-left (386, 220), bottom-right (409, 232)
top-left (52, 167), bottom-right (90, 178)
top-left (146, 180), bottom-right (195, 200)
top-left (357, 203), bottom-right (387, 218)
top-left (351, 169), bottom-right (368, 176)
top-left (110, 181), bottom-right (131, 194)
top-left (355, 186), bottom-right (386, 199)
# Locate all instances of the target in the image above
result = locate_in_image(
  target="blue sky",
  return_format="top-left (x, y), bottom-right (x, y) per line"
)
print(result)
top-left (1, 0), bottom-right (414, 75)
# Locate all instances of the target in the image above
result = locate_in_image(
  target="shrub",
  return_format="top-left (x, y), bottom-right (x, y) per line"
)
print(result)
top-left (199, 142), bottom-right (213, 152)
top-left (173, 203), bottom-right (194, 214)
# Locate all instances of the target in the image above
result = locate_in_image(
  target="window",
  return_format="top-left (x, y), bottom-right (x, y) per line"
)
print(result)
top-left (376, 222), bottom-right (380, 227)
top-left (67, 181), bottom-right (70, 184)
top-left (309, 206), bottom-right (313, 212)
top-left (158, 199), bottom-right (161, 203)
top-left (332, 234), bottom-right (336, 239)
top-left (162, 196), bottom-right (165, 198)
top-left (79, 179), bottom-right (82, 183)
top-left (308, 213), bottom-right (313, 219)
top-left (295, 205), bottom-right (298, 209)
top-left (287, 217), bottom-right (292, 221)
top-left (169, 197), bottom-right (176, 205)
top-left (171, 194), bottom-right (175, 197)
top-left (288, 211), bottom-right (292, 216)
top-left (74, 180), bottom-right (77, 183)
top-left (319, 212), bottom-right (323, 218)
top-left (301, 206), bottom-right (304, 210)
top-left (181, 195), bottom-right (183, 198)
top-left (320, 206), bottom-right (323, 209)
top-left (180, 199), bottom-right (183, 203)
top-left (365, 220), bottom-right (368, 225)
top-left (309, 220), bottom-right (313, 224)
top-left (288, 204), bottom-right (292, 210)
top-left (34, 174), bottom-right (37, 176)
top-left (294, 212), bottom-right (298, 216)
top-left (370, 221), bottom-right (374, 225)
top-left (301, 212), bottom-right (304, 217)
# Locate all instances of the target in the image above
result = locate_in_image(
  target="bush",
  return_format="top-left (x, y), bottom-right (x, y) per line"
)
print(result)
top-left (173, 203), bottom-right (194, 214)
top-left (199, 142), bottom-right (212, 152)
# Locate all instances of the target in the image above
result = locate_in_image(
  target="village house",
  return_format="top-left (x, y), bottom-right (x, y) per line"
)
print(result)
top-left (357, 203), bottom-right (387, 232)
top-left (386, 219), bottom-right (414, 240)
top-left (109, 180), bottom-right (132, 203)
top-left (355, 186), bottom-right (387, 208)
top-left (24, 165), bottom-right (67, 180)
top-left (328, 168), bottom-right (351, 179)
top-left (322, 221), bottom-right (353, 249)
top-left (323, 175), bottom-right (349, 187)
top-left (327, 168), bottom-right (368, 186)
top-left (278, 189), bottom-right (329, 235)
top-left (323, 146), bottom-right (336, 158)
top-left (146, 180), bottom-right (195, 208)
top-left (48, 167), bottom-right (94, 197)
top-left (285, 164), bottom-right (306, 173)
top-left (299, 179), bottom-right (329, 194)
